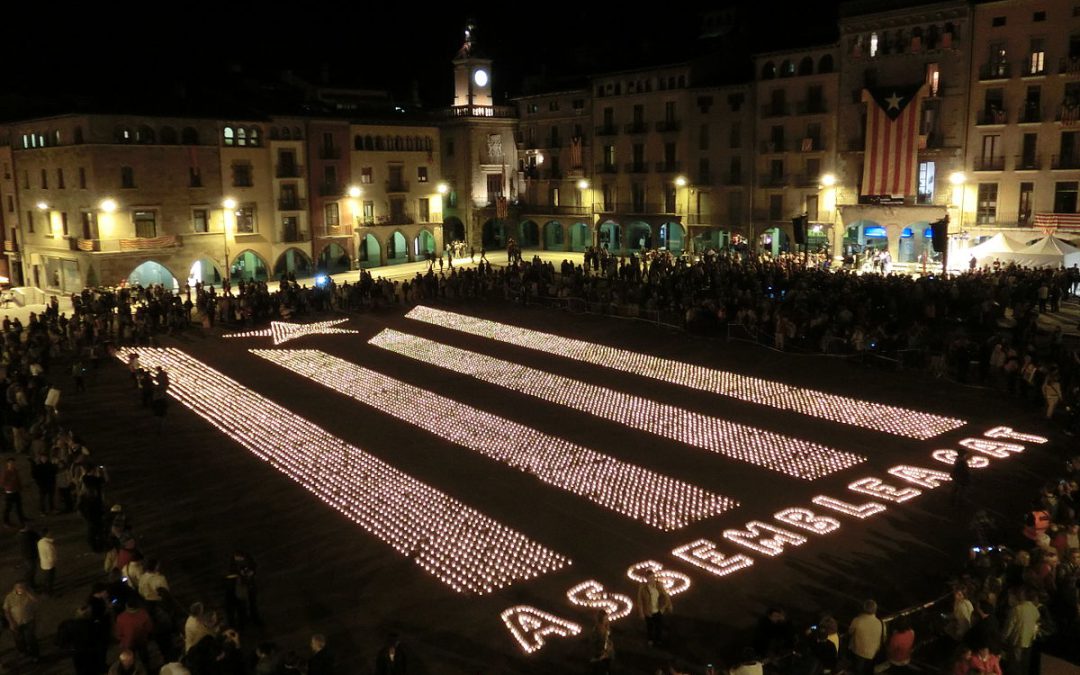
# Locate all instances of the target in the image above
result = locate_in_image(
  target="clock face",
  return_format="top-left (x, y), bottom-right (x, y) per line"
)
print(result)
top-left (473, 68), bottom-right (489, 87)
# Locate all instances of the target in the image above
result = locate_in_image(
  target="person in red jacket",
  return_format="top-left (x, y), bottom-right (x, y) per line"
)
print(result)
top-left (114, 599), bottom-right (153, 665)
top-left (968, 646), bottom-right (1003, 675)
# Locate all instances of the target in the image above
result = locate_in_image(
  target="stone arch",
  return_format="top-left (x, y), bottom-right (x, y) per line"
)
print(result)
top-left (482, 218), bottom-right (506, 248)
top-left (181, 127), bottom-right (199, 144)
top-left (364, 135), bottom-right (374, 151)
top-left (599, 220), bottom-right (621, 250)
top-left (898, 220), bottom-right (932, 264)
top-left (359, 233), bottom-right (382, 267)
top-left (415, 229), bottom-right (436, 258)
top-left (818, 54), bottom-right (834, 73)
top-left (316, 243), bottom-right (351, 274)
top-left (659, 221), bottom-right (686, 253)
top-left (443, 216), bottom-right (465, 243)
top-left (761, 61), bottom-right (776, 80)
top-left (159, 126), bottom-right (179, 145)
top-left (188, 257), bottom-right (222, 286)
top-left (519, 219), bottom-right (540, 247)
top-left (780, 59), bottom-right (795, 77)
top-left (569, 222), bottom-right (591, 252)
top-left (127, 260), bottom-right (180, 291)
top-left (386, 230), bottom-right (409, 264)
top-left (798, 56), bottom-right (814, 76)
top-left (626, 221), bottom-right (652, 251)
top-left (135, 125), bottom-right (155, 144)
top-left (273, 248), bottom-right (313, 279)
top-left (229, 249), bottom-right (269, 282)
top-left (543, 220), bottom-right (563, 250)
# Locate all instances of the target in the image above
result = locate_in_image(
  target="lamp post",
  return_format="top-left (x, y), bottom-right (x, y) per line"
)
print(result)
top-left (222, 198), bottom-right (236, 286)
top-left (577, 179), bottom-right (591, 249)
top-left (675, 175), bottom-right (688, 251)
top-left (948, 171), bottom-right (966, 274)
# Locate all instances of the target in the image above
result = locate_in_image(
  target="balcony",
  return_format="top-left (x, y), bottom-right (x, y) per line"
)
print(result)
top-left (280, 230), bottom-right (309, 243)
top-left (1020, 58), bottom-right (1047, 77)
top-left (793, 174), bottom-right (820, 187)
top-left (654, 161), bottom-right (681, 173)
top-left (624, 162), bottom-right (649, 174)
top-left (760, 140), bottom-right (788, 153)
top-left (540, 169), bottom-right (563, 180)
top-left (795, 101), bottom-right (827, 115)
top-left (759, 173), bottom-right (789, 187)
top-left (655, 120), bottom-right (681, 132)
top-left (1056, 104), bottom-right (1080, 124)
top-left (978, 61), bottom-right (1011, 81)
top-left (1051, 154), bottom-right (1080, 170)
top-left (520, 204), bottom-right (591, 216)
top-left (696, 172), bottom-right (712, 185)
top-left (759, 103), bottom-right (789, 118)
top-left (976, 109), bottom-right (1009, 126)
top-left (440, 104), bottom-right (517, 118)
top-left (3, 240), bottom-right (16, 253)
top-left (278, 198), bottom-right (307, 211)
top-left (1018, 106), bottom-right (1042, 124)
top-left (595, 162), bottom-right (617, 174)
top-left (798, 137), bottom-right (823, 152)
top-left (972, 156), bottom-right (1005, 171)
top-left (1014, 154), bottom-right (1042, 171)
top-left (318, 146), bottom-right (341, 160)
top-left (723, 173), bottom-right (744, 186)
top-left (1060, 56), bottom-right (1080, 76)
top-left (275, 163), bottom-right (303, 178)
top-left (599, 202), bottom-right (672, 215)
top-left (386, 179), bottom-right (410, 193)
top-left (624, 122), bottom-right (648, 134)
top-left (319, 182), bottom-right (341, 196)
top-left (595, 125), bottom-right (618, 136)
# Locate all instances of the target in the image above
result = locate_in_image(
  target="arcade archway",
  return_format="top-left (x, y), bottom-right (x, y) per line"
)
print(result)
top-left (128, 260), bottom-right (179, 291)
top-left (543, 221), bottom-right (564, 250)
top-left (317, 243), bottom-right (351, 274)
top-left (229, 250), bottom-right (269, 283)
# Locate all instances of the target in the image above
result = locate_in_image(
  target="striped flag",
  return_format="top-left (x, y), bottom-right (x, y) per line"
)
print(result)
top-left (1033, 212), bottom-right (1080, 234)
top-left (860, 84), bottom-right (927, 197)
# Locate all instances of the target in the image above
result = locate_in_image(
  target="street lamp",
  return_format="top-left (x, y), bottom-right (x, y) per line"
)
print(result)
top-left (347, 185), bottom-right (362, 199)
top-left (437, 182), bottom-right (449, 195)
top-left (222, 198), bottom-right (237, 283)
top-left (820, 173), bottom-right (837, 187)
top-left (99, 198), bottom-right (117, 213)
top-left (36, 201), bottom-right (49, 211)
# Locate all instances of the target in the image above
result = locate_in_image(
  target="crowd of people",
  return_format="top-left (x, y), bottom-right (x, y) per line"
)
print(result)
top-left (0, 243), bottom-right (1076, 673)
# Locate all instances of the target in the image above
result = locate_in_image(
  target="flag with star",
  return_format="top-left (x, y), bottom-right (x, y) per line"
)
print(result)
top-left (860, 83), bottom-right (928, 197)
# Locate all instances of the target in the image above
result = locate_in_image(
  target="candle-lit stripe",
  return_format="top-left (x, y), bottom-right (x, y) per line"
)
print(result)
top-left (404, 306), bottom-right (965, 440)
top-left (369, 330), bottom-right (864, 480)
top-left (251, 348), bottom-right (735, 530)
top-left (224, 319), bottom-right (359, 345)
top-left (116, 348), bottom-right (568, 594)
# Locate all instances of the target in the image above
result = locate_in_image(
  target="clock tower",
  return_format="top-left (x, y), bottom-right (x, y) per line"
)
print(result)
top-left (452, 21), bottom-right (493, 109)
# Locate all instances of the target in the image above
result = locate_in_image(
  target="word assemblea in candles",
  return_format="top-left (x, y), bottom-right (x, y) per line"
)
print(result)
top-left (251, 348), bottom-right (735, 531)
top-left (404, 306), bottom-right (965, 440)
top-left (369, 329), bottom-right (864, 481)
top-left (223, 319), bottom-right (359, 345)
top-left (115, 348), bottom-right (568, 595)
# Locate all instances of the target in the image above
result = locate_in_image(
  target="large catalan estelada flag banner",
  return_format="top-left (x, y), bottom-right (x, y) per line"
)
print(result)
top-left (861, 83), bottom-right (928, 198)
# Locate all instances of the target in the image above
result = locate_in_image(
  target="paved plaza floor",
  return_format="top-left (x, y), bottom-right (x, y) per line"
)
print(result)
top-left (1, 300), bottom-right (1070, 674)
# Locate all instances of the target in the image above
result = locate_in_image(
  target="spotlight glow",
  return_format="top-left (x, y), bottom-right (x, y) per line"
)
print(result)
top-left (403, 306), bottom-right (965, 440)
top-left (224, 319), bottom-right (359, 345)
top-left (369, 330), bottom-right (864, 481)
top-left (251, 348), bottom-right (735, 530)
top-left (115, 348), bottom-right (568, 594)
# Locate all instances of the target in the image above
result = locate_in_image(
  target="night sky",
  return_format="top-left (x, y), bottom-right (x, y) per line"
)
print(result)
top-left (0, 2), bottom-right (841, 118)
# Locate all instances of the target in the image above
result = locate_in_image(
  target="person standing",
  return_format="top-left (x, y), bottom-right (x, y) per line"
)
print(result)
top-left (951, 449), bottom-right (973, 506)
top-left (224, 550), bottom-right (260, 628)
top-left (374, 633), bottom-right (407, 675)
top-left (37, 526), bottom-right (57, 595)
top-left (30, 450), bottom-right (57, 515)
top-left (636, 569), bottom-right (673, 647)
top-left (589, 611), bottom-right (615, 674)
top-left (2, 456), bottom-right (28, 527)
top-left (3, 581), bottom-right (39, 662)
top-left (56, 605), bottom-right (99, 675)
top-left (308, 634), bottom-right (335, 675)
top-left (847, 599), bottom-right (885, 675)
top-left (1002, 588), bottom-right (1039, 675)
top-left (107, 649), bottom-right (148, 675)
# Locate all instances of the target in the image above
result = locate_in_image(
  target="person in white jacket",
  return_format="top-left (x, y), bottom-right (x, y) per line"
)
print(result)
top-left (37, 528), bottom-right (57, 595)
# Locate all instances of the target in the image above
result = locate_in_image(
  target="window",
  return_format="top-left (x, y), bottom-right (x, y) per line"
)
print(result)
top-left (193, 209), bottom-right (209, 233)
top-left (79, 167), bottom-right (86, 189)
top-left (1055, 181), bottom-right (1079, 213)
top-left (729, 122), bottom-right (741, 148)
top-left (730, 157), bottom-right (742, 184)
top-left (189, 167), bottom-right (202, 188)
top-left (232, 163), bottom-right (252, 187)
top-left (1029, 38), bottom-right (1046, 75)
top-left (1018, 182), bottom-right (1034, 225)
top-left (769, 194), bottom-right (783, 220)
top-left (697, 95), bottom-right (714, 114)
top-left (445, 139), bottom-right (455, 157)
top-left (1034, 10), bottom-right (1046, 21)
top-left (361, 167), bottom-right (373, 184)
top-left (133, 211), bottom-right (157, 238)
top-left (121, 166), bottom-right (134, 188)
top-left (81, 212), bottom-right (96, 239)
top-left (603, 107), bottom-right (614, 129)
top-left (699, 124), bottom-right (709, 150)
top-left (806, 194), bottom-right (819, 221)
top-left (417, 166), bottom-right (429, 183)
top-left (56, 168), bottom-right (64, 189)
top-left (869, 32), bottom-right (879, 58)
top-left (324, 165), bottom-right (337, 190)
top-left (363, 201), bottom-right (374, 222)
top-left (604, 145), bottom-right (615, 168)
top-left (976, 183), bottom-right (998, 223)
top-left (26, 210), bottom-right (34, 234)
top-left (632, 143), bottom-right (645, 168)
top-left (698, 157), bottom-right (710, 183)
top-left (419, 197), bottom-right (430, 222)
top-left (572, 99), bottom-right (585, 109)
top-left (991, 16), bottom-right (1006, 27)
top-left (223, 127), bottom-right (234, 146)
top-left (235, 206), bottom-right (256, 233)
top-left (665, 101), bottom-right (676, 122)
top-left (602, 184), bottom-right (615, 211)
top-left (981, 135), bottom-right (1002, 163)
top-left (917, 161), bottom-right (935, 204)
top-left (325, 203), bottom-right (340, 227)
top-left (60, 212), bottom-right (68, 237)
top-left (236, 128), bottom-right (247, 147)
top-left (549, 100), bottom-right (559, 111)
top-left (664, 142), bottom-right (676, 165)
top-left (926, 63), bottom-right (940, 96)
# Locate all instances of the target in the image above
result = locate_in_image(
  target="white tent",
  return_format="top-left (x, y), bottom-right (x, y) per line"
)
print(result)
top-left (967, 233), bottom-right (1022, 265)
top-left (1001, 235), bottom-right (1080, 268)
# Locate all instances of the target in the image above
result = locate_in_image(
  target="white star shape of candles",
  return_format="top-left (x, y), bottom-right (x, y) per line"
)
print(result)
top-left (224, 319), bottom-right (359, 345)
